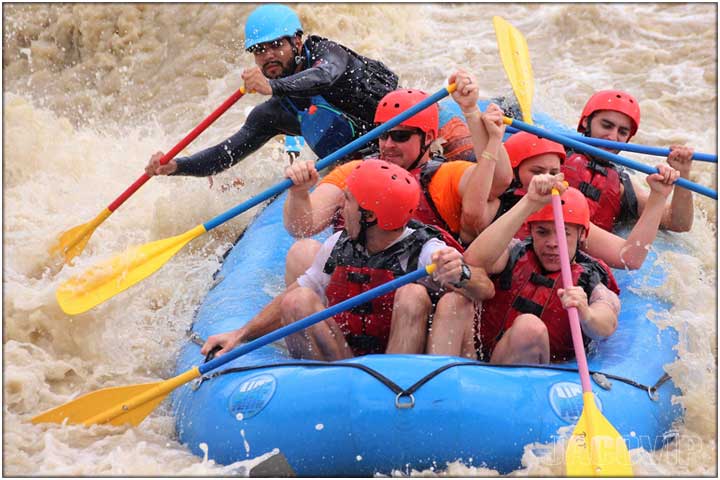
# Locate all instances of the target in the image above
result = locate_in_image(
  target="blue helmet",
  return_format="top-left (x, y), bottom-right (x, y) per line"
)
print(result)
top-left (244, 4), bottom-right (303, 51)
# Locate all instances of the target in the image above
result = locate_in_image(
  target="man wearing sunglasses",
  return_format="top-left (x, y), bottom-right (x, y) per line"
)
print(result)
top-left (145, 4), bottom-right (398, 178)
top-left (284, 70), bottom-right (513, 249)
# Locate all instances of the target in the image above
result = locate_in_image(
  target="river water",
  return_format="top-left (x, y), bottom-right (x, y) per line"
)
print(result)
top-left (3, 3), bottom-right (717, 476)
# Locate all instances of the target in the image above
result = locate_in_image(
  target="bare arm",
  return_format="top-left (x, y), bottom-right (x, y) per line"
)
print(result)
top-left (200, 281), bottom-right (301, 357)
top-left (586, 165), bottom-right (679, 270)
top-left (283, 160), bottom-right (345, 237)
top-left (458, 162), bottom-right (494, 243)
top-left (430, 247), bottom-right (495, 303)
top-left (462, 104), bottom-right (511, 199)
top-left (457, 104), bottom-right (509, 242)
top-left (558, 283), bottom-right (619, 340)
top-left (464, 173), bottom-right (565, 272)
top-left (448, 70), bottom-right (510, 239)
top-left (454, 265), bottom-right (495, 301)
top-left (631, 145), bottom-right (694, 232)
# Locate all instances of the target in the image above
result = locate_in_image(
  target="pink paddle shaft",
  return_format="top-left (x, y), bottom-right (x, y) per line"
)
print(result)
top-left (107, 87), bottom-right (246, 212)
top-left (551, 191), bottom-right (593, 394)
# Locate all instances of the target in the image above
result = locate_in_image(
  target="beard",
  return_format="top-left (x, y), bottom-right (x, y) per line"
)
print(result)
top-left (262, 59), bottom-right (295, 79)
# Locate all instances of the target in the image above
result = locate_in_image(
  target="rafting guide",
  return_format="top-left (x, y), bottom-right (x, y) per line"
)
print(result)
top-left (144, 4), bottom-right (399, 178)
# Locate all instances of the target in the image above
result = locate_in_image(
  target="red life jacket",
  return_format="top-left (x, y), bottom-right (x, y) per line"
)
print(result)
top-left (478, 239), bottom-right (620, 362)
top-left (561, 152), bottom-right (638, 232)
top-left (492, 182), bottom-right (531, 240)
top-left (323, 222), bottom-right (445, 356)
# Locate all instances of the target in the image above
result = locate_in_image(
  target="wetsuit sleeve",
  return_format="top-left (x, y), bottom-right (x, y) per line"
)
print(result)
top-left (172, 100), bottom-right (296, 177)
top-left (269, 40), bottom-right (350, 97)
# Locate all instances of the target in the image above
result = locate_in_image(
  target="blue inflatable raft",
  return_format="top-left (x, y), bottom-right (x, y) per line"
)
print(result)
top-left (172, 106), bottom-right (683, 476)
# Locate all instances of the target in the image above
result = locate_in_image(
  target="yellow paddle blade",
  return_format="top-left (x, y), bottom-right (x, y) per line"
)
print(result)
top-left (493, 16), bottom-right (535, 125)
top-left (31, 382), bottom-right (164, 426)
top-left (32, 368), bottom-right (200, 427)
top-left (56, 224), bottom-right (207, 315)
top-left (50, 208), bottom-right (113, 265)
top-left (566, 392), bottom-right (633, 477)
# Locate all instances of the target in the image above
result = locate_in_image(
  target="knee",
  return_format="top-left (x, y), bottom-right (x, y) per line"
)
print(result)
top-left (509, 314), bottom-right (549, 348)
top-left (285, 239), bottom-right (321, 283)
top-left (393, 284), bottom-right (431, 316)
top-left (436, 291), bottom-right (473, 314)
top-left (288, 238), bottom-right (322, 259)
top-left (280, 287), bottom-right (321, 324)
top-left (433, 292), bottom-right (474, 326)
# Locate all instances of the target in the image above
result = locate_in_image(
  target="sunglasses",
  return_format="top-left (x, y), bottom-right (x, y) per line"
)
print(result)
top-left (248, 39), bottom-right (286, 55)
top-left (378, 129), bottom-right (420, 143)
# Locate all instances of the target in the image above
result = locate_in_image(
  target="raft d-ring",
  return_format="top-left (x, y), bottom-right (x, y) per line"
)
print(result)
top-left (190, 378), bottom-right (204, 391)
top-left (647, 387), bottom-right (659, 401)
top-left (395, 392), bottom-right (415, 409)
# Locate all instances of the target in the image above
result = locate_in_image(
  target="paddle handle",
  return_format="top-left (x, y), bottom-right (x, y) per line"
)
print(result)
top-left (199, 264), bottom-right (436, 374)
top-left (107, 87), bottom-right (247, 212)
top-left (202, 84), bottom-right (457, 231)
top-left (506, 118), bottom-right (717, 199)
top-left (551, 191), bottom-right (593, 394)
top-left (505, 125), bottom-right (717, 162)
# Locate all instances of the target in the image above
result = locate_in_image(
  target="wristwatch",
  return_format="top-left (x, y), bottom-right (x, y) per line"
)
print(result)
top-left (451, 263), bottom-right (472, 289)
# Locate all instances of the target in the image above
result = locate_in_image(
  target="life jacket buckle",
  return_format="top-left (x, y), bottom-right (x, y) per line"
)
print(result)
top-left (347, 271), bottom-right (371, 284)
top-left (349, 302), bottom-right (373, 315)
top-left (587, 160), bottom-right (609, 176)
top-left (512, 296), bottom-right (544, 317)
top-left (529, 272), bottom-right (555, 288)
top-left (579, 181), bottom-right (602, 202)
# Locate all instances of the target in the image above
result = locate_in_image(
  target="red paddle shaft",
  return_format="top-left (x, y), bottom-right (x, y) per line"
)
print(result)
top-left (107, 87), bottom-right (246, 212)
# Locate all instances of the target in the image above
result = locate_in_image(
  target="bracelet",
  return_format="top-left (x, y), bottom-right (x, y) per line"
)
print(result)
top-left (462, 108), bottom-right (481, 119)
top-left (480, 150), bottom-right (496, 162)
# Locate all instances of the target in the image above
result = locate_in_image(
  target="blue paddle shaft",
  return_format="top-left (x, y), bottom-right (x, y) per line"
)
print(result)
top-left (506, 125), bottom-right (717, 163)
top-left (203, 86), bottom-right (453, 231)
top-left (199, 265), bottom-right (431, 374)
top-left (508, 119), bottom-right (717, 200)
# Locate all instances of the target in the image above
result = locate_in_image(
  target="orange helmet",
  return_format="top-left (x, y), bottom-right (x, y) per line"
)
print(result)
top-left (374, 89), bottom-right (439, 137)
top-left (527, 187), bottom-right (590, 232)
top-left (504, 132), bottom-right (566, 169)
top-left (577, 90), bottom-right (640, 138)
top-left (346, 159), bottom-right (420, 230)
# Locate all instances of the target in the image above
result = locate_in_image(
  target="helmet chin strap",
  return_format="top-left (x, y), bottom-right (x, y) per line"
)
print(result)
top-left (583, 113), bottom-right (595, 138)
top-left (580, 114), bottom-right (609, 164)
top-left (357, 209), bottom-right (378, 246)
top-left (406, 132), bottom-right (430, 171)
top-left (274, 36), bottom-right (303, 78)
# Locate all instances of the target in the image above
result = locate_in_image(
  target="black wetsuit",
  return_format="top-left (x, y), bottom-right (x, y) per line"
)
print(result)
top-left (173, 35), bottom-right (398, 176)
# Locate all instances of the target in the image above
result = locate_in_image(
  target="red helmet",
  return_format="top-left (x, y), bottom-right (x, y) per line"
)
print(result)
top-left (504, 132), bottom-right (566, 169)
top-left (346, 159), bottom-right (420, 230)
top-left (374, 89), bottom-right (439, 137)
top-left (577, 90), bottom-right (640, 138)
top-left (527, 187), bottom-right (590, 232)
